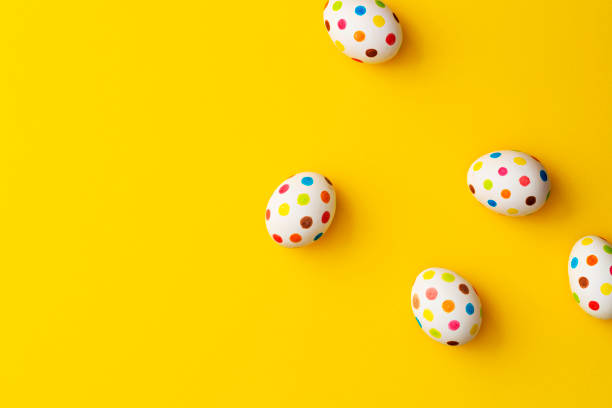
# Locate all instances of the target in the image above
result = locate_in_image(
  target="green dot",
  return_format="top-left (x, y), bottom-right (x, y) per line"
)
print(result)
top-left (573, 292), bottom-right (580, 303)
top-left (332, 1), bottom-right (342, 11)
top-left (483, 179), bottom-right (493, 190)
top-left (375, 0), bottom-right (386, 7)
top-left (604, 245), bottom-right (612, 254)
top-left (429, 328), bottom-right (441, 338)
top-left (546, 190), bottom-right (551, 200)
top-left (297, 193), bottom-right (310, 206)
top-left (442, 273), bottom-right (455, 282)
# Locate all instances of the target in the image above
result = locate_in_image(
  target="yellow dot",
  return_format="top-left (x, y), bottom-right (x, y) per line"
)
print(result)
top-left (473, 161), bottom-right (483, 171)
top-left (278, 203), bottom-right (289, 216)
top-left (423, 309), bottom-right (434, 321)
top-left (601, 283), bottom-right (612, 295)
top-left (373, 15), bottom-right (386, 27)
top-left (470, 324), bottom-right (479, 336)
top-left (423, 270), bottom-right (435, 280)
top-left (507, 208), bottom-right (519, 215)
top-left (582, 237), bottom-right (594, 245)
top-left (335, 40), bottom-right (345, 52)
top-left (513, 157), bottom-right (527, 165)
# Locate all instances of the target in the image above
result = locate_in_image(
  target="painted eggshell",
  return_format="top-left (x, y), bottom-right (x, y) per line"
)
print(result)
top-left (265, 172), bottom-right (336, 248)
top-left (411, 268), bottom-right (482, 346)
top-left (467, 150), bottom-right (551, 216)
top-left (323, 0), bottom-right (403, 64)
top-left (568, 235), bottom-right (612, 319)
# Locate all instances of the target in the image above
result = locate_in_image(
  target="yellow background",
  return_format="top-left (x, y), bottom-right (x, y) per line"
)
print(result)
top-left (2, 0), bottom-right (611, 406)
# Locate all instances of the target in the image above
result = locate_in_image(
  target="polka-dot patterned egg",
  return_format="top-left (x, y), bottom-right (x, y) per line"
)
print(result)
top-left (467, 150), bottom-right (551, 216)
top-left (265, 172), bottom-right (336, 248)
top-left (568, 235), bottom-right (612, 319)
top-left (323, 0), bottom-right (402, 64)
top-left (411, 268), bottom-right (482, 346)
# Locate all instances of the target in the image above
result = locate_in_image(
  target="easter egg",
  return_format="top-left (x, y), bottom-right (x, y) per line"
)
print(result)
top-left (411, 268), bottom-right (482, 346)
top-left (265, 172), bottom-right (336, 248)
top-left (568, 235), bottom-right (612, 319)
top-left (323, 0), bottom-right (403, 64)
top-left (467, 150), bottom-right (551, 216)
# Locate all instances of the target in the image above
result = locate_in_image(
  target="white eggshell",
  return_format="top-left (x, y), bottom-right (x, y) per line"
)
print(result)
top-left (265, 172), bottom-right (336, 248)
top-left (467, 150), bottom-right (551, 216)
top-left (411, 268), bottom-right (482, 346)
top-left (568, 235), bottom-right (612, 319)
top-left (323, 0), bottom-right (403, 64)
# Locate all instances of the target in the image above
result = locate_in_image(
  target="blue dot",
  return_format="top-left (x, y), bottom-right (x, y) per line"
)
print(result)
top-left (540, 170), bottom-right (548, 182)
top-left (487, 199), bottom-right (497, 207)
top-left (571, 257), bottom-right (578, 269)
top-left (355, 5), bottom-right (366, 15)
top-left (314, 232), bottom-right (323, 241)
top-left (301, 176), bottom-right (313, 186)
top-left (490, 152), bottom-right (502, 158)
top-left (465, 303), bottom-right (475, 315)
top-left (416, 317), bottom-right (422, 328)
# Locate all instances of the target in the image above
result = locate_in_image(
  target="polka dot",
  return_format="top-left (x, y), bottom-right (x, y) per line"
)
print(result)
top-left (465, 303), bottom-right (475, 315)
top-left (321, 211), bottom-right (331, 224)
top-left (324, 1), bottom-right (329, 10)
top-left (412, 294), bottom-right (420, 309)
top-left (393, 12), bottom-right (399, 22)
top-left (487, 200), bottom-right (497, 207)
top-left (314, 232), bottom-right (323, 241)
top-left (365, 49), bottom-right (378, 58)
top-left (337, 19), bottom-right (347, 29)
top-left (297, 194), bottom-right (310, 206)
top-left (332, 1), bottom-right (342, 11)
top-left (570, 257), bottom-right (578, 269)
top-left (373, 15), bottom-right (385, 27)
top-left (604, 245), bottom-right (612, 254)
top-left (507, 208), bottom-right (518, 215)
top-left (353, 30), bottom-right (365, 41)
top-left (325, 20), bottom-right (330, 31)
top-left (587, 255), bottom-right (598, 266)
top-left (610, 265), bottom-right (612, 276)
top-left (546, 190), bottom-right (551, 200)
top-left (589, 301), bottom-right (600, 311)
top-left (459, 284), bottom-right (469, 294)
top-left (469, 184), bottom-right (475, 194)
top-left (375, 0), bottom-right (386, 7)
top-left (324, 176), bottom-right (333, 185)
top-left (279, 184), bottom-right (289, 194)
top-left (425, 287), bottom-right (438, 300)
top-left (470, 324), bottom-right (479, 336)
top-left (416, 317), bottom-right (422, 328)
top-left (483, 179), bottom-right (493, 190)
top-left (352, 58), bottom-right (363, 63)
top-left (498, 167), bottom-right (508, 176)
top-left (578, 276), bottom-right (589, 288)
top-left (448, 320), bottom-right (460, 331)
top-left (354, 5), bottom-right (366, 15)
top-left (429, 328), bottom-right (442, 338)
top-left (301, 176), bottom-right (313, 186)
top-left (501, 189), bottom-right (511, 199)
top-left (385, 33), bottom-right (396, 46)
top-left (601, 283), bottom-right (612, 295)
top-left (335, 40), bottom-right (345, 51)
top-left (573, 292), bottom-right (580, 303)
top-left (272, 234), bottom-right (283, 243)
top-left (442, 300), bottom-right (455, 312)
top-left (278, 203), bottom-right (290, 216)
top-left (490, 152), bottom-right (502, 158)
top-left (540, 170), bottom-right (548, 182)
top-left (582, 237), bottom-right (594, 245)
top-left (290, 234), bottom-right (302, 243)
top-left (447, 341), bottom-right (459, 346)
top-left (473, 161), bottom-right (483, 171)
top-left (300, 216), bottom-right (313, 229)
top-left (265, 209), bottom-right (270, 220)
top-left (442, 273), bottom-right (455, 282)
top-left (525, 196), bottom-right (536, 206)
top-left (321, 191), bottom-right (331, 203)
top-left (519, 176), bottom-right (531, 186)
top-left (423, 270), bottom-right (435, 280)
top-left (513, 157), bottom-right (527, 165)
top-left (423, 309), bottom-right (434, 321)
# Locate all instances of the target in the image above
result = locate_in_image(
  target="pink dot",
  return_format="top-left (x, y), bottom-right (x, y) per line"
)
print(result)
top-left (448, 320), bottom-right (460, 330)
top-left (279, 184), bottom-right (289, 194)
top-left (589, 301), bottom-right (600, 311)
top-left (321, 211), bottom-right (330, 224)
top-left (425, 287), bottom-right (438, 300)
top-left (338, 19), bottom-right (346, 29)
top-left (519, 176), bottom-right (531, 186)
top-left (498, 167), bottom-right (508, 176)
top-left (609, 265), bottom-right (612, 276)
top-left (386, 33), bottom-right (396, 46)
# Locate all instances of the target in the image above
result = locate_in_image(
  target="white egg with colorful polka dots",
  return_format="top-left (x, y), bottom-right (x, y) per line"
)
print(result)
top-left (323, 0), bottom-right (402, 64)
top-left (265, 172), bottom-right (336, 248)
top-left (568, 236), bottom-right (612, 319)
top-left (411, 268), bottom-right (482, 346)
top-left (467, 150), bottom-right (551, 216)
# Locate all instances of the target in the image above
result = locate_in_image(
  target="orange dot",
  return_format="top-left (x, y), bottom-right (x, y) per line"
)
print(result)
top-left (501, 189), bottom-right (511, 199)
top-left (321, 191), bottom-right (331, 203)
top-left (354, 31), bottom-right (366, 42)
top-left (442, 300), bottom-right (455, 313)
top-left (290, 234), bottom-right (302, 243)
top-left (587, 255), bottom-right (598, 266)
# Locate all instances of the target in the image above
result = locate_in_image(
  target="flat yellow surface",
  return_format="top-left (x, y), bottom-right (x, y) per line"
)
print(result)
top-left (2, 1), bottom-right (611, 407)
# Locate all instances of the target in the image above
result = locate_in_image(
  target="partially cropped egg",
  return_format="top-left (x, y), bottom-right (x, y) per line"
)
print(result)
top-left (323, 0), bottom-right (403, 64)
top-left (265, 172), bottom-right (336, 248)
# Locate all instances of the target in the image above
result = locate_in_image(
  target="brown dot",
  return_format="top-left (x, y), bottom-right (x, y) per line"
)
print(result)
top-left (365, 48), bottom-right (378, 58)
top-left (459, 284), bottom-right (469, 294)
top-left (324, 176), bottom-right (333, 185)
top-left (447, 341), bottom-right (459, 346)
top-left (393, 12), bottom-right (400, 23)
top-left (579, 276), bottom-right (589, 288)
top-left (325, 20), bottom-right (330, 31)
top-left (300, 216), bottom-right (313, 229)
top-left (469, 184), bottom-right (475, 194)
top-left (412, 294), bottom-right (420, 309)
top-left (526, 196), bottom-right (536, 206)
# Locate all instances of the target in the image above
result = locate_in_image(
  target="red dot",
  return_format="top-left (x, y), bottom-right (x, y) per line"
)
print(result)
top-left (290, 233), bottom-right (302, 243)
top-left (272, 234), bottom-right (283, 243)
top-left (425, 287), bottom-right (438, 300)
top-left (352, 58), bottom-right (363, 63)
top-left (321, 211), bottom-right (330, 223)
top-left (279, 184), bottom-right (289, 194)
top-left (385, 33), bottom-right (396, 46)
top-left (498, 167), bottom-right (508, 176)
top-left (519, 176), bottom-right (531, 186)
top-left (589, 301), bottom-right (600, 311)
top-left (265, 209), bottom-right (270, 220)
top-left (338, 19), bottom-right (346, 29)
